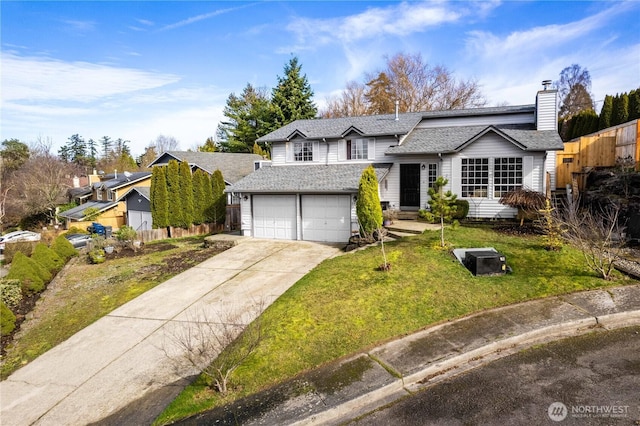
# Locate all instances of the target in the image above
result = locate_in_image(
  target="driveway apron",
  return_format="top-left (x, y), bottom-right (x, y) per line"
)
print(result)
top-left (0, 238), bottom-right (341, 426)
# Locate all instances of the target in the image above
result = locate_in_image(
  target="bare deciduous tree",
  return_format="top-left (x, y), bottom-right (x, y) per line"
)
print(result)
top-left (324, 52), bottom-right (486, 118)
top-left (163, 300), bottom-right (265, 394)
top-left (555, 64), bottom-right (595, 120)
top-left (558, 201), bottom-right (627, 280)
top-left (321, 81), bottom-right (368, 118)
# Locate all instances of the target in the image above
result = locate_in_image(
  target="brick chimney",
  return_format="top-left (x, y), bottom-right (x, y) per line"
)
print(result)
top-left (535, 80), bottom-right (558, 131)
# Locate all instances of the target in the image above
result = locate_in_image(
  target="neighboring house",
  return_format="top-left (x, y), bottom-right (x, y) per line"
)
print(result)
top-left (227, 84), bottom-right (563, 243)
top-left (148, 151), bottom-right (265, 204)
top-left (59, 171), bottom-right (152, 230)
top-left (120, 187), bottom-right (152, 231)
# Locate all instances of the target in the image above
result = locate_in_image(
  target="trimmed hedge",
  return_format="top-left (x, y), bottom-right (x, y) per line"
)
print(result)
top-left (1, 301), bottom-right (16, 336)
top-left (453, 200), bottom-right (470, 220)
top-left (51, 235), bottom-right (78, 261)
top-left (32, 243), bottom-right (65, 274)
top-left (6, 252), bottom-right (49, 293)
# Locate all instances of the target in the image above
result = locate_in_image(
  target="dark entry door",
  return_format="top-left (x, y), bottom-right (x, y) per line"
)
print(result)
top-left (400, 164), bottom-right (421, 209)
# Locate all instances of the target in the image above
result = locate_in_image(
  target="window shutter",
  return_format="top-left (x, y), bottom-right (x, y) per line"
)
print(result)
top-left (313, 141), bottom-right (320, 162)
top-left (368, 138), bottom-right (376, 160)
top-left (523, 156), bottom-right (534, 189)
top-left (286, 141), bottom-right (293, 162)
top-left (450, 157), bottom-right (461, 196)
top-left (338, 139), bottom-right (346, 161)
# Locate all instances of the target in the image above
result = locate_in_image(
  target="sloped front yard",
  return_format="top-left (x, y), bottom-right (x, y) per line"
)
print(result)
top-left (157, 225), bottom-right (639, 424)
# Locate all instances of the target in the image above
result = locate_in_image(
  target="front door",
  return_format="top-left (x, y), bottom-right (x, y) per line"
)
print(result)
top-left (400, 164), bottom-right (421, 209)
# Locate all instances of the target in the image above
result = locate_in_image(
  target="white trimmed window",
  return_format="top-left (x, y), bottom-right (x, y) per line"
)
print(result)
top-left (461, 158), bottom-right (489, 198)
top-left (427, 163), bottom-right (438, 190)
top-left (107, 189), bottom-right (114, 201)
top-left (347, 139), bottom-right (368, 160)
top-left (494, 157), bottom-right (523, 197)
top-left (294, 141), bottom-right (313, 162)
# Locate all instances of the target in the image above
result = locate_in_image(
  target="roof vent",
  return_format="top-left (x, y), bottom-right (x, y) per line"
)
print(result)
top-left (542, 80), bottom-right (552, 90)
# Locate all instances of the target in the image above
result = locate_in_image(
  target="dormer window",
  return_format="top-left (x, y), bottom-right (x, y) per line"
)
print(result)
top-left (96, 189), bottom-right (102, 201)
top-left (347, 139), bottom-right (368, 160)
top-left (294, 141), bottom-right (314, 162)
top-left (107, 189), bottom-right (114, 201)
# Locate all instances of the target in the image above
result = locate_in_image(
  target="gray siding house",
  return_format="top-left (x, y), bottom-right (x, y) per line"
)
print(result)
top-left (227, 85), bottom-right (562, 243)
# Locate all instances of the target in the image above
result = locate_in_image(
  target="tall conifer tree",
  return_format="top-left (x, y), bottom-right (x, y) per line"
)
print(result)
top-left (150, 166), bottom-right (169, 228)
top-left (271, 57), bottom-right (317, 127)
top-left (356, 165), bottom-right (383, 238)
top-left (166, 160), bottom-right (182, 228)
top-left (178, 161), bottom-right (194, 228)
top-left (211, 169), bottom-right (226, 225)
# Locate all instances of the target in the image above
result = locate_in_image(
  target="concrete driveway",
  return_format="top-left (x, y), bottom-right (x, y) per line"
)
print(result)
top-left (0, 237), bottom-right (341, 426)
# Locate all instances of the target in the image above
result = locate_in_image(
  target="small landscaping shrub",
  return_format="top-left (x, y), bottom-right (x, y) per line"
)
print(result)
top-left (51, 235), bottom-right (78, 261)
top-left (452, 200), bottom-right (469, 220)
top-left (31, 243), bottom-right (64, 274)
top-left (0, 279), bottom-right (23, 309)
top-left (88, 249), bottom-right (106, 264)
top-left (1, 301), bottom-right (16, 336)
top-left (6, 252), bottom-right (48, 293)
top-left (115, 226), bottom-right (138, 250)
top-left (418, 209), bottom-right (436, 223)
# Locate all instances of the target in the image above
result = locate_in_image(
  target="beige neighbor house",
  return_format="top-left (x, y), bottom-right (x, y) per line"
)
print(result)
top-left (59, 171), bottom-right (151, 231)
top-left (227, 83), bottom-right (563, 243)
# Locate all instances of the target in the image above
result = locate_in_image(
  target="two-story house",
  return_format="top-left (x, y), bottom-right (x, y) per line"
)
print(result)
top-left (227, 83), bottom-right (563, 243)
top-left (59, 171), bottom-right (151, 230)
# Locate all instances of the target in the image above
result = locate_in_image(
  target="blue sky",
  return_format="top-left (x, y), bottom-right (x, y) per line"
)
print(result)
top-left (1, 1), bottom-right (639, 157)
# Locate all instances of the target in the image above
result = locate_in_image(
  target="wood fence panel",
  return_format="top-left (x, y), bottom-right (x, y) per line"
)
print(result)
top-left (136, 223), bottom-right (223, 243)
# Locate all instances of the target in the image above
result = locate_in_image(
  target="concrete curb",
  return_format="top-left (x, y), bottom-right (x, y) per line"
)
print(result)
top-left (294, 310), bottom-right (640, 426)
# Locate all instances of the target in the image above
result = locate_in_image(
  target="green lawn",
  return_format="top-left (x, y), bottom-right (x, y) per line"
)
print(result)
top-left (156, 225), bottom-right (637, 424)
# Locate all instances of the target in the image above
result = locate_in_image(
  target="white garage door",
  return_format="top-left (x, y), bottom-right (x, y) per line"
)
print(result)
top-left (128, 210), bottom-right (152, 231)
top-left (302, 195), bottom-right (351, 242)
top-left (253, 195), bottom-right (297, 240)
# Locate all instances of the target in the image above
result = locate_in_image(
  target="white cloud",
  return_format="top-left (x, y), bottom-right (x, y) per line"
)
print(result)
top-left (2, 52), bottom-right (180, 103)
top-left (286, 1), bottom-right (466, 47)
top-left (160, 3), bottom-right (256, 31)
top-left (460, 3), bottom-right (639, 106)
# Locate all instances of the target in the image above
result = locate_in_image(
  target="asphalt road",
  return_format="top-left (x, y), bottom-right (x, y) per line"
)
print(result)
top-left (349, 326), bottom-right (640, 426)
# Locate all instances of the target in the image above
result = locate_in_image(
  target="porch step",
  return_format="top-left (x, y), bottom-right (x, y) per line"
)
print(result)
top-left (386, 230), bottom-right (421, 239)
top-left (396, 211), bottom-right (419, 220)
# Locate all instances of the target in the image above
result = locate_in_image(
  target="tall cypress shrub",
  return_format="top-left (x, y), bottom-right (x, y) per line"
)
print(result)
top-left (211, 169), bottom-right (226, 225)
top-left (598, 95), bottom-right (613, 130)
top-left (192, 169), bottom-right (207, 225)
top-left (356, 165), bottom-right (382, 238)
top-left (202, 172), bottom-right (214, 223)
top-left (612, 93), bottom-right (629, 126)
top-left (178, 161), bottom-right (194, 228)
top-left (166, 160), bottom-right (182, 228)
top-left (151, 166), bottom-right (169, 229)
top-left (628, 89), bottom-right (640, 121)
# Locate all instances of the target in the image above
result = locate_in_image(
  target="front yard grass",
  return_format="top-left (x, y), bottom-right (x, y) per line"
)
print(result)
top-left (156, 225), bottom-right (638, 424)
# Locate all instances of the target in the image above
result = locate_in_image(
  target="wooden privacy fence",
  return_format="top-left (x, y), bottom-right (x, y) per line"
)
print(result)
top-left (136, 223), bottom-right (224, 243)
top-left (556, 119), bottom-right (640, 190)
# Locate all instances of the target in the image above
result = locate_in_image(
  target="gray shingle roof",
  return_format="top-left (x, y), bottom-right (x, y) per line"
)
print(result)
top-left (227, 163), bottom-right (392, 193)
top-left (257, 105), bottom-right (536, 143)
top-left (387, 124), bottom-right (563, 155)
top-left (148, 151), bottom-right (264, 184)
top-left (257, 113), bottom-right (425, 142)
top-left (58, 201), bottom-right (117, 220)
top-left (92, 172), bottom-right (151, 190)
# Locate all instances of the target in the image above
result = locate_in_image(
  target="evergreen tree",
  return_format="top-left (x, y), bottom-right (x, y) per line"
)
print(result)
top-left (428, 177), bottom-right (457, 248)
top-left (87, 138), bottom-right (98, 168)
top-left (178, 161), bottom-right (194, 228)
top-left (150, 166), bottom-right (169, 228)
top-left (198, 137), bottom-right (218, 152)
top-left (166, 160), bottom-right (182, 228)
top-left (211, 169), bottom-right (226, 225)
top-left (202, 171), bottom-right (214, 223)
top-left (192, 169), bottom-right (207, 225)
top-left (612, 93), bottom-right (629, 126)
top-left (100, 136), bottom-right (112, 160)
top-left (217, 84), bottom-right (274, 153)
top-left (629, 89), bottom-right (640, 121)
top-left (66, 134), bottom-right (88, 166)
top-left (271, 57), bottom-right (317, 127)
top-left (356, 165), bottom-right (383, 239)
top-left (598, 95), bottom-right (613, 130)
